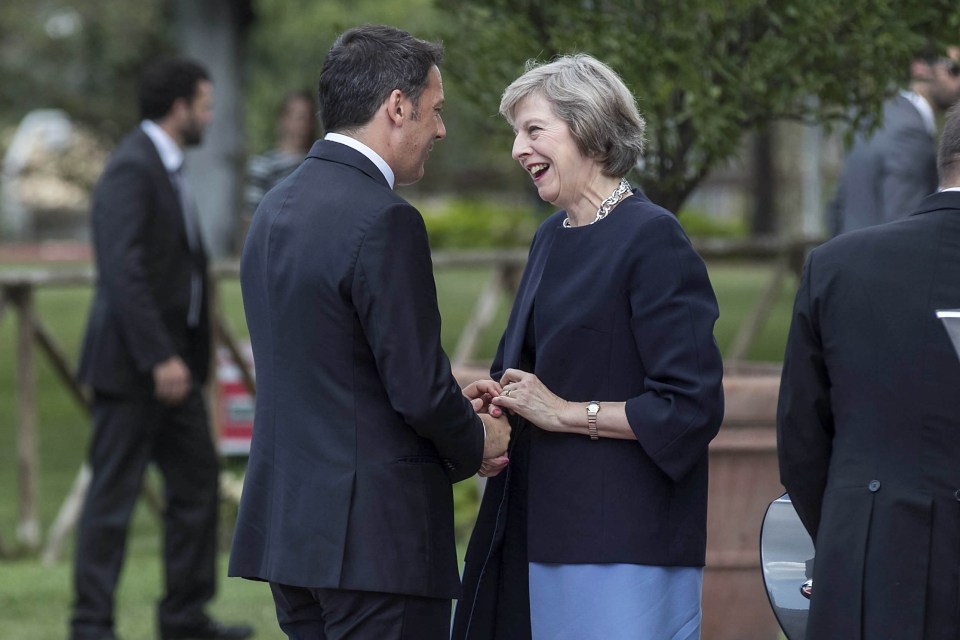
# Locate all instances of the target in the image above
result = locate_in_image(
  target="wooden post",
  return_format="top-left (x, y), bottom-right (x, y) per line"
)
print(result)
top-left (0, 290), bottom-right (9, 559)
top-left (9, 284), bottom-right (42, 551)
top-left (452, 266), bottom-right (508, 367)
top-left (214, 312), bottom-right (256, 396)
top-left (41, 464), bottom-right (91, 566)
top-left (32, 316), bottom-right (92, 414)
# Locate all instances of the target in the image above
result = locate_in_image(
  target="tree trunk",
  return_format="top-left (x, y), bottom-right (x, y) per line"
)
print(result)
top-left (751, 125), bottom-right (777, 235)
top-left (171, 0), bottom-right (253, 257)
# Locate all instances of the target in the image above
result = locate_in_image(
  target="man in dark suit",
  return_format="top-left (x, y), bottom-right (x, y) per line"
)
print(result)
top-left (778, 104), bottom-right (960, 638)
top-left (828, 46), bottom-right (960, 236)
top-left (72, 59), bottom-right (252, 640)
top-left (228, 25), bottom-right (511, 640)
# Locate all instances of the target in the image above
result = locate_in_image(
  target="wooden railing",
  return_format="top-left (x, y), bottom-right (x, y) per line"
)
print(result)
top-left (0, 235), bottom-right (820, 563)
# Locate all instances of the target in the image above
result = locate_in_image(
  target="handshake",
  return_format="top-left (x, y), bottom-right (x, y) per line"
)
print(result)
top-left (462, 379), bottom-right (512, 478)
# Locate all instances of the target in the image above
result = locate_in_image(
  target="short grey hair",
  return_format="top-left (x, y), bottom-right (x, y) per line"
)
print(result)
top-left (499, 54), bottom-right (645, 178)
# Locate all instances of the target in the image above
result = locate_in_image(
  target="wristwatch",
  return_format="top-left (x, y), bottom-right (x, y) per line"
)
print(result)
top-left (586, 401), bottom-right (600, 441)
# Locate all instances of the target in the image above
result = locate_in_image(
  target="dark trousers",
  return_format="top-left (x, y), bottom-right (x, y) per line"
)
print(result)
top-left (269, 583), bottom-right (451, 640)
top-left (70, 389), bottom-right (220, 639)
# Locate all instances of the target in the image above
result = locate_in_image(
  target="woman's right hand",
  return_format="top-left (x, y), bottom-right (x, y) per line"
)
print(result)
top-left (493, 368), bottom-right (571, 432)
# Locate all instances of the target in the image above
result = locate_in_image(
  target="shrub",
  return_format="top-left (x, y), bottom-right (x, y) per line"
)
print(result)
top-left (419, 198), bottom-right (542, 249)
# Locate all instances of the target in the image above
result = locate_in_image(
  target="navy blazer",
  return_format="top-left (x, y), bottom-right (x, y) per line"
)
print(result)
top-left (228, 140), bottom-right (485, 599)
top-left (778, 191), bottom-right (960, 638)
top-left (78, 128), bottom-right (209, 396)
top-left (454, 193), bottom-right (724, 639)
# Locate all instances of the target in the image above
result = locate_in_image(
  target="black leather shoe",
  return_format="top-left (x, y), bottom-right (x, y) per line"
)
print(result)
top-left (159, 618), bottom-right (254, 640)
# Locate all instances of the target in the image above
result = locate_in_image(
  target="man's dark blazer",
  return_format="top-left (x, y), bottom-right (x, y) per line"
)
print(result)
top-left (78, 128), bottom-right (210, 396)
top-left (778, 191), bottom-right (960, 639)
top-left (228, 139), bottom-right (485, 599)
top-left (827, 93), bottom-right (938, 236)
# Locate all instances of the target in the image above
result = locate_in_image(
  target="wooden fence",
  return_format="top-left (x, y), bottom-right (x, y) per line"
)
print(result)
top-left (0, 236), bottom-right (818, 563)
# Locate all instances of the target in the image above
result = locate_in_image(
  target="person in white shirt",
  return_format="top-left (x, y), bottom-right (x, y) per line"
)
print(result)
top-left (72, 57), bottom-right (252, 640)
top-left (828, 45), bottom-right (960, 236)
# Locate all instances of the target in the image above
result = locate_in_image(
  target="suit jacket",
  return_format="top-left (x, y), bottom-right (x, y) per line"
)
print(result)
top-left (778, 191), bottom-right (960, 639)
top-left (78, 128), bottom-right (210, 397)
top-left (228, 140), bottom-right (485, 599)
top-left (454, 194), bottom-right (725, 638)
top-left (827, 93), bottom-right (938, 236)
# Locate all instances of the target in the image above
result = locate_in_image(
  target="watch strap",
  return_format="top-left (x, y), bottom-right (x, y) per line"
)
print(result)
top-left (587, 401), bottom-right (600, 441)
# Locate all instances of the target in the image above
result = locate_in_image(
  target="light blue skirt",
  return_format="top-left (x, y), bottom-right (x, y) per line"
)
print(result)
top-left (528, 562), bottom-right (703, 640)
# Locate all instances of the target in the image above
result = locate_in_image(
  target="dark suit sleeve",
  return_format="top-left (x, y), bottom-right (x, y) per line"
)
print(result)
top-left (776, 251), bottom-right (834, 542)
top-left (624, 215), bottom-right (724, 482)
top-left (353, 203), bottom-right (484, 482)
top-left (881, 126), bottom-right (937, 224)
top-left (834, 146), bottom-right (883, 233)
top-left (92, 157), bottom-right (175, 372)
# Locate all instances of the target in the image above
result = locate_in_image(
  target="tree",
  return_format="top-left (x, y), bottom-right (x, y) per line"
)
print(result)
top-left (435, 0), bottom-right (960, 213)
top-left (242, 0), bottom-right (512, 195)
top-left (244, 0), bottom-right (442, 152)
top-left (0, 0), bottom-right (174, 142)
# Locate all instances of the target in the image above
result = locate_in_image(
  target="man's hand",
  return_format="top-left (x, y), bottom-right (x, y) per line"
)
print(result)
top-left (463, 379), bottom-right (504, 417)
top-left (479, 454), bottom-right (509, 478)
top-left (481, 412), bottom-right (510, 459)
top-left (153, 356), bottom-right (191, 405)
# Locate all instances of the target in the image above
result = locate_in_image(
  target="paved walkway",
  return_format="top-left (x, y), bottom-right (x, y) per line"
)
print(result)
top-left (0, 241), bottom-right (91, 263)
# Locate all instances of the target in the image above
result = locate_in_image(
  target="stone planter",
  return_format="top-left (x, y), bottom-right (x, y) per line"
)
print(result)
top-left (702, 363), bottom-right (783, 640)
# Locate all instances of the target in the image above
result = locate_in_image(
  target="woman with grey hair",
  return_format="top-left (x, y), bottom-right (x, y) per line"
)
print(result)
top-left (453, 54), bottom-right (724, 640)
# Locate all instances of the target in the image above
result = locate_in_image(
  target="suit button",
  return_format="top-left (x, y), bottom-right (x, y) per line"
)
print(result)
top-left (954, 489), bottom-right (960, 502)
top-left (868, 480), bottom-right (881, 492)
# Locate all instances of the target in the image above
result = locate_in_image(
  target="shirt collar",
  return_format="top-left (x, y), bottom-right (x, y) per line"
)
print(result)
top-left (140, 119), bottom-right (184, 173)
top-left (939, 187), bottom-right (960, 192)
top-left (324, 132), bottom-right (395, 189)
top-left (900, 89), bottom-right (937, 138)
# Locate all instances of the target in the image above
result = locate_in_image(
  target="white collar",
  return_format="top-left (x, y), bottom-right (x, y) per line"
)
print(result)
top-left (899, 90), bottom-right (937, 138)
top-left (324, 132), bottom-right (395, 189)
top-left (140, 120), bottom-right (184, 173)
top-left (939, 187), bottom-right (960, 192)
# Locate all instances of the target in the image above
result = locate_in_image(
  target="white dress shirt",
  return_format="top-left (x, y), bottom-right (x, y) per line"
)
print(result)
top-left (324, 132), bottom-right (395, 189)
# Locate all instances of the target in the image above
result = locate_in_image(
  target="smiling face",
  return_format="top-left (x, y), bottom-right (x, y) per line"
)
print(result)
top-left (510, 92), bottom-right (596, 210)
top-left (394, 65), bottom-right (446, 186)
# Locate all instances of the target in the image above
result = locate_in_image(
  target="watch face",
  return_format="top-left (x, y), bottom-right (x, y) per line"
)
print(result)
top-left (587, 402), bottom-right (600, 414)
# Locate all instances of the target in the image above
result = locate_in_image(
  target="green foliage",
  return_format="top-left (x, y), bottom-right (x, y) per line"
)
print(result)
top-left (244, 0), bottom-right (522, 193)
top-left (435, 267), bottom-right (513, 358)
top-left (679, 209), bottom-right (748, 239)
top-left (5, 0), bottom-right (959, 230)
top-left (245, 0), bottom-right (442, 153)
top-left (435, 0), bottom-right (960, 212)
top-left (419, 198), bottom-right (541, 249)
top-left (0, 0), bottom-right (175, 141)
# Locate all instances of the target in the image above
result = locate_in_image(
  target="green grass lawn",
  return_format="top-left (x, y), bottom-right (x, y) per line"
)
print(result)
top-left (0, 261), bottom-right (796, 639)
